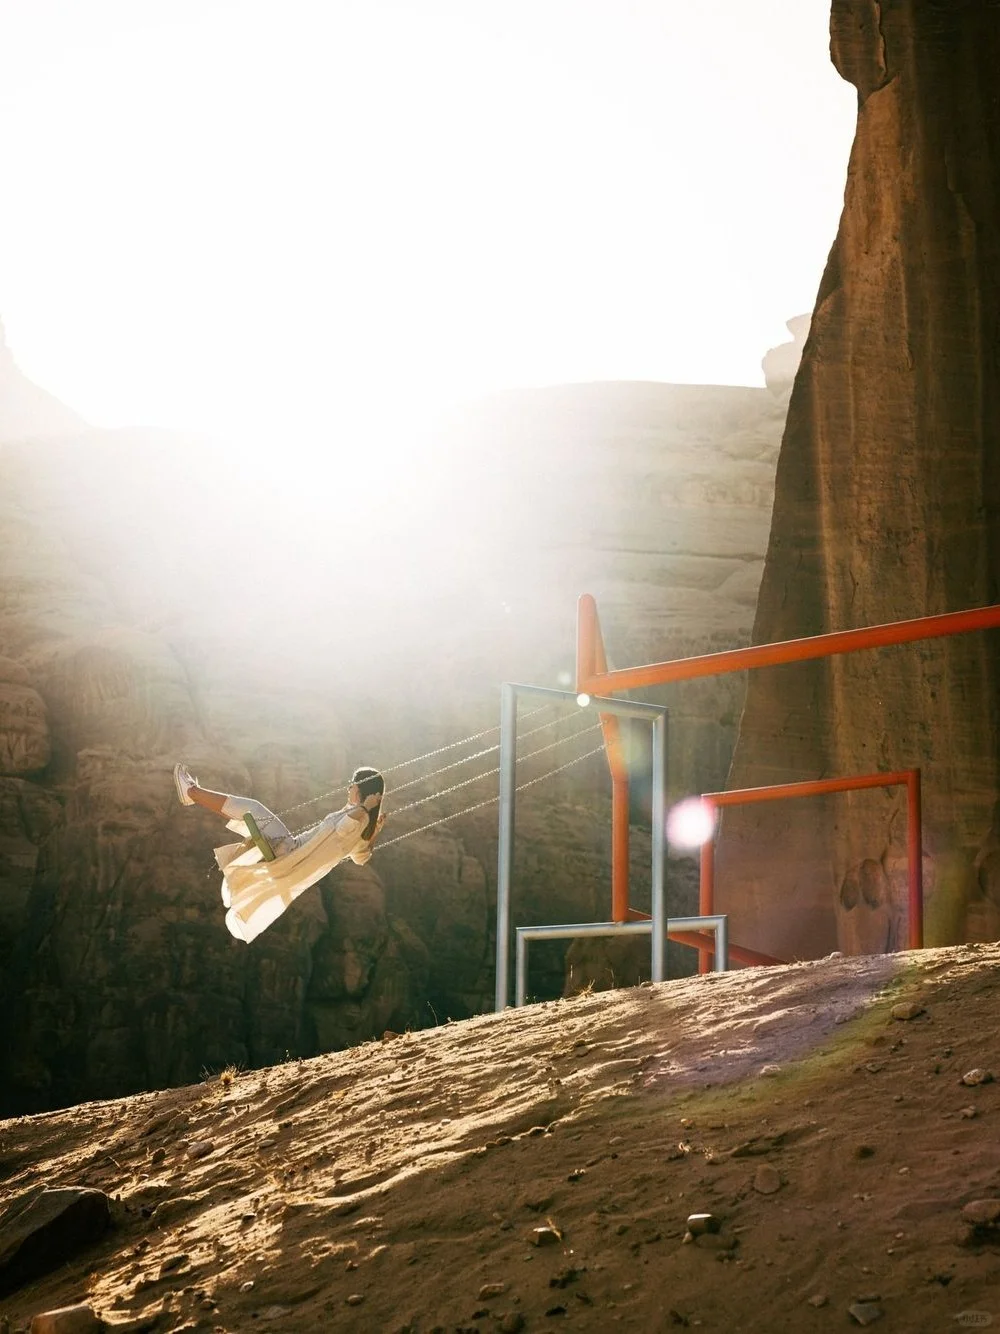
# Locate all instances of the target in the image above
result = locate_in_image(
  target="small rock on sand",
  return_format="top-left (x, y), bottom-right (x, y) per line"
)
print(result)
top-left (753, 1164), bottom-right (782, 1195)
top-left (530, 1226), bottom-right (562, 1247)
top-left (961, 1069), bottom-right (994, 1086)
top-left (847, 1301), bottom-right (884, 1325)
top-left (961, 1199), bottom-right (1000, 1226)
top-left (890, 1002), bottom-right (924, 1021)
top-left (28, 1305), bottom-right (101, 1334)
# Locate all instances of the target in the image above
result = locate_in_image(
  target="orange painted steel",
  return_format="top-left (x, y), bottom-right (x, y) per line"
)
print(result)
top-left (626, 908), bottom-right (785, 967)
top-left (697, 769), bottom-right (923, 973)
top-left (576, 599), bottom-right (1000, 697)
top-left (577, 595), bottom-right (631, 923)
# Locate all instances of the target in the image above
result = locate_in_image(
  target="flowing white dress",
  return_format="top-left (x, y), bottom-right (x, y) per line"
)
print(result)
top-left (214, 803), bottom-right (373, 944)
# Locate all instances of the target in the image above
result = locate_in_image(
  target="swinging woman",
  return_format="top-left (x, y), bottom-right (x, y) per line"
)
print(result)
top-left (173, 763), bottom-right (386, 944)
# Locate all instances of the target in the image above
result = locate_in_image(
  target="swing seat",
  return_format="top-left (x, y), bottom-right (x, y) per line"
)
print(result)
top-left (243, 811), bottom-right (276, 862)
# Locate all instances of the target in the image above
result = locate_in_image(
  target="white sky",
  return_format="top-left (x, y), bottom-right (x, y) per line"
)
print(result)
top-left (0, 0), bottom-right (855, 441)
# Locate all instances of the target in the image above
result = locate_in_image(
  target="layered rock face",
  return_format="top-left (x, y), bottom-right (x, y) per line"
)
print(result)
top-left (0, 339), bottom-right (784, 1109)
top-left (718, 0), bottom-right (1000, 961)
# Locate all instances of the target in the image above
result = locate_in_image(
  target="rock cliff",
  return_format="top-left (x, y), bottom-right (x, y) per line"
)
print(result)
top-left (0, 365), bottom-right (784, 1110)
top-left (718, 0), bottom-right (1000, 961)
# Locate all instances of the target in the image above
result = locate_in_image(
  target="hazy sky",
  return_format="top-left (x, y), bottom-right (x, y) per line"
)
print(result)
top-left (0, 1), bottom-right (855, 441)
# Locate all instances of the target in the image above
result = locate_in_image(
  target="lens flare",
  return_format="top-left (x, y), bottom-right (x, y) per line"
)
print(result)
top-left (666, 797), bottom-right (716, 849)
top-left (576, 693), bottom-right (591, 707)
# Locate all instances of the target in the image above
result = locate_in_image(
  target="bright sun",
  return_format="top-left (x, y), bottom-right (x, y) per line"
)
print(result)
top-left (0, 1), bottom-right (855, 444)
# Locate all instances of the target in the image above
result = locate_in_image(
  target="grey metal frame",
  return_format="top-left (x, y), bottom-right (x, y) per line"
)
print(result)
top-left (495, 682), bottom-right (669, 1010)
top-left (514, 915), bottom-right (730, 1007)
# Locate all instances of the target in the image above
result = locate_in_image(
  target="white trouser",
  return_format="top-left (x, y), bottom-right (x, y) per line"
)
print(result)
top-left (221, 796), bottom-right (296, 857)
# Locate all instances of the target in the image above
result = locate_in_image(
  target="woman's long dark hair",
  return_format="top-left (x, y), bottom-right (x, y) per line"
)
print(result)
top-left (351, 767), bottom-right (385, 840)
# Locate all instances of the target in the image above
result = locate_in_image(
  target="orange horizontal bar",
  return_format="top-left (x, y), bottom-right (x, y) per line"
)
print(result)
top-left (578, 603), bottom-right (1000, 695)
top-left (668, 930), bottom-right (786, 968)
top-left (627, 911), bottom-right (784, 967)
top-left (704, 770), bottom-right (914, 807)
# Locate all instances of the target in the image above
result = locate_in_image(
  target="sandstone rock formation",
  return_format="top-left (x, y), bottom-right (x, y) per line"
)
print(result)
top-left (717, 0), bottom-right (1000, 962)
top-left (0, 341), bottom-right (784, 1110)
top-left (761, 314), bottom-right (810, 398)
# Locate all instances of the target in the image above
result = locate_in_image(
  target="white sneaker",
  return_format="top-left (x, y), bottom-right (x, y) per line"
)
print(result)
top-left (173, 762), bottom-right (198, 806)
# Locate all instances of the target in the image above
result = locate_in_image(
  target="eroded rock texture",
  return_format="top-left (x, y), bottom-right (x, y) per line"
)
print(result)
top-left (718, 0), bottom-right (1000, 961)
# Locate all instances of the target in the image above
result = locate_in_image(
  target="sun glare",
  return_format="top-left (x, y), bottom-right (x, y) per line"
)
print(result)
top-left (0, 1), bottom-right (856, 442)
top-left (666, 797), bottom-right (717, 850)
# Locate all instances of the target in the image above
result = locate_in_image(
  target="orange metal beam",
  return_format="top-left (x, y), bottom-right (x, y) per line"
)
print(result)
top-left (626, 909), bottom-right (787, 968)
top-left (577, 601), bottom-right (1000, 696)
top-left (698, 769), bottom-right (923, 972)
top-left (667, 931), bottom-right (786, 969)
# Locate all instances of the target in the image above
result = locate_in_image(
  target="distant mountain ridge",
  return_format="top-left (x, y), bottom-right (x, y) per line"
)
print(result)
top-left (0, 317), bottom-right (87, 442)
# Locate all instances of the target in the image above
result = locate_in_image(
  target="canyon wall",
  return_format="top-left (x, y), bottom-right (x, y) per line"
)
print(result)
top-left (0, 346), bottom-right (785, 1110)
top-left (718, 0), bottom-right (1000, 961)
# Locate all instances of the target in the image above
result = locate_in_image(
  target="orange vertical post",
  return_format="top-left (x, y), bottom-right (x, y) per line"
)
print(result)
top-left (907, 769), bottom-right (923, 948)
top-left (576, 593), bottom-right (599, 694)
top-left (698, 800), bottom-right (716, 973)
top-left (577, 594), bottom-right (630, 923)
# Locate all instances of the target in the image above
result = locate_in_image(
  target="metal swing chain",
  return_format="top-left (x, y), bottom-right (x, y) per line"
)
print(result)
top-left (271, 702), bottom-right (556, 824)
top-left (375, 742), bottom-right (607, 849)
top-left (383, 719), bottom-right (602, 819)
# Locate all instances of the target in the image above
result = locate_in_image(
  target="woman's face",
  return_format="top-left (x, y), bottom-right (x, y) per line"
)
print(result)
top-left (347, 783), bottom-right (360, 806)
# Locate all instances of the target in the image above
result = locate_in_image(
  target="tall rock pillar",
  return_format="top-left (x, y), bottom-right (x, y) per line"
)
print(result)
top-left (717, 0), bottom-right (1000, 958)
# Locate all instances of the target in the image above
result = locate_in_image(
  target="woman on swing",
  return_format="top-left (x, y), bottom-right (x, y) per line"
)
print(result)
top-left (173, 763), bottom-right (385, 944)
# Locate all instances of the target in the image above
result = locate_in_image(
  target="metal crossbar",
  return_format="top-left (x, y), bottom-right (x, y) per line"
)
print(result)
top-left (514, 915), bottom-right (730, 1006)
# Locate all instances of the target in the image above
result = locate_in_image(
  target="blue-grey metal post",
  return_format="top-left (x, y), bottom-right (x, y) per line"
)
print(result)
top-left (495, 682), bottom-right (518, 1010)
top-left (650, 710), bottom-right (668, 982)
top-left (715, 912), bottom-right (729, 972)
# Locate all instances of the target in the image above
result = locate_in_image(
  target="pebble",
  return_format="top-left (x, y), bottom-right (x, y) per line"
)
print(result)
top-left (960, 1106), bottom-right (978, 1119)
top-left (500, 1315), bottom-right (525, 1334)
top-left (530, 1226), bottom-right (562, 1246)
top-left (186, 1140), bottom-right (214, 1160)
top-left (759, 1064), bottom-right (782, 1078)
top-left (807, 1293), bottom-right (828, 1308)
top-left (686, 1213), bottom-right (720, 1236)
top-left (346, 1294), bottom-right (365, 1306)
top-left (961, 1069), bottom-right (994, 1086)
top-left (28, 1306), bottom-right (101, 1334)
top-left (753, 1164), bottom-right (782, 1195)
top-left (847, 1301), bottom-right (884, 1325)
top-left (158, 1252), bottom-right (189, 1277)
top-left (479, 1282), bottom-right (506, 1299)
top-left (240, 1280), bottom-right (255, 1293)
top-left (961, 1199), bottom-right (1000, 1226)
top-left (890, 1002), bottom-right (924, 1021)
top-left (150, 1147), bottom-right (167, 1164)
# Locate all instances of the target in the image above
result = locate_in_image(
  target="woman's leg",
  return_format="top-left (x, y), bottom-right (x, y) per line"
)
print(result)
top-left (174, 764), bottom-right (294, 851)
top-left (187, 782), bottom-right (235, 817)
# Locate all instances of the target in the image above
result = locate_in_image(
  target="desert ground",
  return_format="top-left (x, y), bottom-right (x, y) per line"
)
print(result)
top-left (3, 944), bottom-right (1000, 1333)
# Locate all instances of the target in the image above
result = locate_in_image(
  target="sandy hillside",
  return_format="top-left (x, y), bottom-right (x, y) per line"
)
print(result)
top-left (3, 945), bottom-right (1000, 1333)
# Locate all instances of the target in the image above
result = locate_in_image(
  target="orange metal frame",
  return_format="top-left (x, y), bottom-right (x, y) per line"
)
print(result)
top-left (576, 593), bottom-right (1000, 958)
top-left (696, 769), bottom-right (922, 972)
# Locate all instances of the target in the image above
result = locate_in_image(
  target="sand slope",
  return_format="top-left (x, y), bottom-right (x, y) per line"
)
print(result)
top-left (3, 945), bottom-right (1000, 1332)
